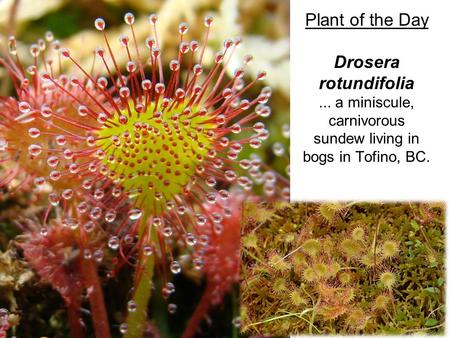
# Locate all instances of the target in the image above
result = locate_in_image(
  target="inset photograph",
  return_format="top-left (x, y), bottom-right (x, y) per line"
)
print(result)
top-left (240, 202), bottom-right (445, 335)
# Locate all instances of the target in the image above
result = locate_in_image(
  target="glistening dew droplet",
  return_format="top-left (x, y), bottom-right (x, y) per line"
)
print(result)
top-left (119, 323), bottom-right (128, 334)
top-left (170, 261), bottom-right (181, 274)
top-left (128, 208), bottom-right (143, 220)
top-left (0, 308), bottom-right (9, 318)
top-left (93, 249), bottom-right (104, 262)
top-left (232, 316), bottom-right (242, 328)
top-left (83, 249), bottom-right (92, 259)
top-left (127, 300), bottom-right (137, 312)
top-left (83, 221), bottom-right (95, 232)
top-left (168, 303), bottom-right (177, 314)
top-left (108, 236), bottom-right (120, 250)
top-left (143, 245), bottom-right (153, 256)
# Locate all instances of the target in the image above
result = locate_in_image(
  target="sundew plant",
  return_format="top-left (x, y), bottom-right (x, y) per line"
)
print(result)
top-left (241, 202), bottom-right (445, 336)
top-left (0, 4), bottom-right (289, 338)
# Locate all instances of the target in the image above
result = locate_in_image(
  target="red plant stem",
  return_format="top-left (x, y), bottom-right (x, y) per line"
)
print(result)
top-left (81, 258), bottom-right (111, 338)
top-left (181, 284), bottom-right (214, 338)
top-left (67, 304), bottom-right (85, 338)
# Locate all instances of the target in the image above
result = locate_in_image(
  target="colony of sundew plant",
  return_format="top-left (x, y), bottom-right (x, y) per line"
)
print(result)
top-left (0, 9), bottom-right (289, 338)
top-left (241, 202), bottom-right (445, 336)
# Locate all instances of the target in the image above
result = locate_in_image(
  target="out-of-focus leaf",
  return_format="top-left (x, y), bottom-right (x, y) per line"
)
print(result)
top-left (0, 0), bottom-right (64, 26)
top-left (216, 0), bottom-right (290, 96)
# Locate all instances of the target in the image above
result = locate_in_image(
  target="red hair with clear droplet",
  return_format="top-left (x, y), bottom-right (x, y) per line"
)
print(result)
top-left (182, 193), bottom-right (248, 338)
top-left (18, 222), bottom-right (111, 338)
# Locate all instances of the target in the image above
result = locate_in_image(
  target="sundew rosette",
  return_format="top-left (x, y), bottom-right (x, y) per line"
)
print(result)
top-left (0, 13), bottom-right (288, 220)
top-left (0, 33), bottom-right (105, 196)
top-left (0, 11), bottom-right (289, 338)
